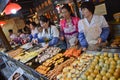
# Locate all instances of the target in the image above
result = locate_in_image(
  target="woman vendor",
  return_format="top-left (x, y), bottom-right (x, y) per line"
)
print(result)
top-left (60, 4), bottom-right (80, 48)
top-left (78, 1), bottom-right (110, 51)
top-left (34, 15), bottom-right (59, 48)
top-left (28, 22), bottom-right (39, 42)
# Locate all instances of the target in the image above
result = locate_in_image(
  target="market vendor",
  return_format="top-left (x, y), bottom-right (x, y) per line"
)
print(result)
top-left (34, 15), bottom-right (59, 48)
top-left (28, 22), bottom-right (39, 42)
top-left (78, 1), bottom-right (110, 51)
top-left (60, 4), bottom-right (80, 48)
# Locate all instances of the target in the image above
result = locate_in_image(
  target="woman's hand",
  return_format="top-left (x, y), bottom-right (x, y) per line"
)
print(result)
top-left (82, 47), bottom-right (87, 51)
top-left (74, 39), bottom-right (78, 45)
top-left (32, 39), bottom-right (38, 44)
top-left (97, 38), bottom-right (102, 44)
top-left (60, 37), bottom-right (64, 41)
top-left (44, 43), bottom-right (49, 49)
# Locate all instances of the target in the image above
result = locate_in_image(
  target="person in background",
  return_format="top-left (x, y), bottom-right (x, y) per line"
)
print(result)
top-left (28, 22), bottom-right (39, 42)
top-left (34, 15), bottom-right (59, 48)
top-left (17, 29), bottom-right (26, 44)
top-left (60, 4), bottom-right (80, 48)
top-left (78, 1), bottom-right (110, 51)
top-left (8, 29), bottom-right (19, 45)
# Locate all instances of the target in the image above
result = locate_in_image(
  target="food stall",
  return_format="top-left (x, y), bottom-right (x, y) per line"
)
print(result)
top-left (0, 0), bottom-right (120, 80)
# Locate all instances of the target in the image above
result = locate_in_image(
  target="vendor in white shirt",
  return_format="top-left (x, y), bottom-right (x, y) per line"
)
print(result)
top-left (28, 22), bottom-right (39, 42)
top-left (78, 1), bottom-right (110, 51)
top-left (34, 15), bottom-right (59, 48)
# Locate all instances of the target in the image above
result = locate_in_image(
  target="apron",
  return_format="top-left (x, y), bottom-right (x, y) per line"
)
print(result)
top-left (82, 19), bottom-right (102, 50)
top-left (63, 20), bottom-right (78, 48)
top-left (40, 27), bottom-right (52, 46)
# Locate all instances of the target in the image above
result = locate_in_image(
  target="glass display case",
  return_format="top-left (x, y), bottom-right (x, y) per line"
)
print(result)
top-left (0, 52), bottom-right (48, 80)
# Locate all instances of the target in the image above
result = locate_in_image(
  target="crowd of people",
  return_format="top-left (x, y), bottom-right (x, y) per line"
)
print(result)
top-left (8, 1), bottom-right (110, 51)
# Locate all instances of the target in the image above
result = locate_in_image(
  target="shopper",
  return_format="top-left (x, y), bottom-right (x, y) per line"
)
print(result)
top-left (17, 29), bottom-right (27, 44)
top-left (60, 4), bottom-right (80, 48)
top-left (34, 15), bottom-right (59, 48)
top-left (78, 1), bottom-right (110, 51)
top-left (8, 29), bottom-right (19, 45)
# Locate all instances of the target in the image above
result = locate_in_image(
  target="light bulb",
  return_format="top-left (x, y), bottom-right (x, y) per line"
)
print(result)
top-left (11, 9), bottom-right (17, 14)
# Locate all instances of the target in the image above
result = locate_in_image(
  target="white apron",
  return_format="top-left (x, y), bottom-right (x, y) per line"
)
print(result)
top-left (82, 19), bottom-right (102, 50)
top-left (64, 21), bottom-right (78, 48)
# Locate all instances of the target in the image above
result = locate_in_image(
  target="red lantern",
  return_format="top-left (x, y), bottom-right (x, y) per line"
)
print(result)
top-left (0, 21), bottom-right (6, 26)
top-left (4, 3), bottom-right (21, 15)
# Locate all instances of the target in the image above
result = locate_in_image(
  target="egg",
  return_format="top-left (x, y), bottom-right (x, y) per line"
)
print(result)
top-left (110, 65), bottom-right (116, 70)
top-left (94, 69), bottom-right (99, 75)
top-left (103, 52), bottom-right (108, 57)
top-left (115, 68), bottom-right (120, 73)
top-left (114, 53), bottom-right (119, 57)
top-left (117, 60), bottom-right (120, 64)
top-left (100, 70), bottom-right (106, 76)
top-left (106, 72), bottom-right (112, 78)
top-left (95, 77), bottom-right (101, 80)
top-left (102, 67), bottom-right (108, 72)
top-left (81, 74), bottom-right (87, 80)
top-left (78, 78), bottom-right (83, 80)
top-left (100, 55), bottom-right (104, 59)
top-left (57, 74), bottom-right (63, 79)
top-left (96, 74), bottom-right (102, 79)
top-left (99, 59), bottom-right (104, 63)
top-left (108, 53), bottom-right (113, 58)
top-left (114, 57), bottom-right (119, 61)
top-left (70, 69), bottom-right (76, 73)
top-left (110, 76), bottom-right (116, 80)
top-left (85, 71), bottom-right (90, 76)
top-left (105, 60), bottom-right (110, 64)
top-left (104, 57), bottom-right (109, 61)
top-left (109, 58), bottom-right (114, 62)
top-left (67, 73), bottom-right (72, 78)
top-left (75, 70), bottom-right (80, 74)
top-left (114, 72), bottom-right (120, 79)
top-left (104, 64), bottom-right (109, 69)
top-left (95, 56), bottom-right (99, 60)
top-left (71, 74), bottom-right (76, 78)
top-left (73, 78), bottom-right (77, 80)
top-left (88, 68), bottom-right (93, 73)
top-left (87, 76), bottom-right (94, 80)
top-left (102, 76), bottom-right (108, 80)
top-left (99, 62), bottom-right (104, 67)
top-left (108, 69), bottom-right (114, 74)
top-left (118, 78), bottom-right (120, 80)
top-left (95, 65), bottom-right (101, 70)
top-left (117, 65), bottom-right (120, 69)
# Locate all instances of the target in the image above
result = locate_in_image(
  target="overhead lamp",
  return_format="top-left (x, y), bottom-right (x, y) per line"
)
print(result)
top-left (3, 3), bottom-right (21, 15)
top-left (0, 21), bottom-right (6, 26)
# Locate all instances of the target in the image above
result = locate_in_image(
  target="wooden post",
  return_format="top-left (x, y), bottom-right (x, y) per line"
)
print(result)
top-left (0, 26), bottom-right (12, 51)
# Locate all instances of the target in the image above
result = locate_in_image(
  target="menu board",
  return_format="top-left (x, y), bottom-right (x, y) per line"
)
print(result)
top-left (94, 3), bottom-right (107, 15)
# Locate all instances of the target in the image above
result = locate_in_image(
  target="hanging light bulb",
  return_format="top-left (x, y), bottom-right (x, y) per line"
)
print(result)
top-left (11, 9), bottom-right (17, 14)
top-left (3, 3), bottom-right (21, 15)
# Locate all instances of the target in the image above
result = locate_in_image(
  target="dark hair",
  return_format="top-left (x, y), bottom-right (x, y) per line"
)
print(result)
top-left (23, 26), bottom-right (31, 34)
top-left (8, 29), bottom-right (13, 33)
top-left (29, 22), bottom-right (37, 27)
top-left (25, 20), bottom-right (31, 25)
top-left (61, 4), bottom-right (75, 17)
top-left (39, 15), bottom-right (54, 26)
top-left (18, 29), bottom-right (23, 33)
top-left (81, 1), bottom-right (95, 14)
